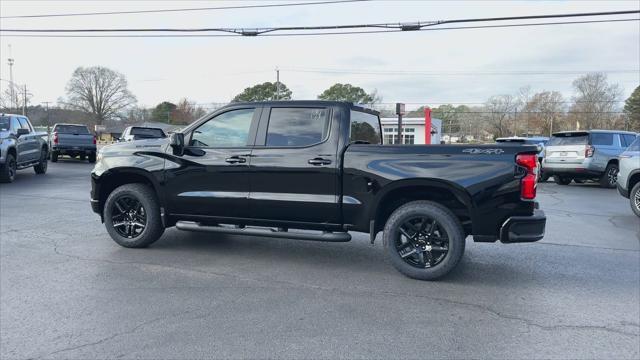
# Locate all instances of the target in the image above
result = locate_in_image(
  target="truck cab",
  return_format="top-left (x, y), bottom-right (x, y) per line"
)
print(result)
top-left (0, 114), bottom-right (49, 183)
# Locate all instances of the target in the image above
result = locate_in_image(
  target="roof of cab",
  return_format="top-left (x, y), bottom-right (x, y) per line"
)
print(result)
top-left (222, 100), bottom-right (380, 116)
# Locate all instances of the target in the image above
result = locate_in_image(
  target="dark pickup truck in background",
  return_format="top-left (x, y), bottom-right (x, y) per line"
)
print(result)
top-left (90, 101), bottom-right (546, 280)
top-left (49, 123), bottom-right (97, 163)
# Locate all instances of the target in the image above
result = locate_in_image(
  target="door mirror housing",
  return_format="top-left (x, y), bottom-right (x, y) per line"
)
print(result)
top-left (169, 132), bottom-right (185, 156)
top-left (16, 128), bottom-right (29, 137)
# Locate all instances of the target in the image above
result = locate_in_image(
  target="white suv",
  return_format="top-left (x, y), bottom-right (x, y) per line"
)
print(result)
top-left (617, 136), bottom-right (640, 217)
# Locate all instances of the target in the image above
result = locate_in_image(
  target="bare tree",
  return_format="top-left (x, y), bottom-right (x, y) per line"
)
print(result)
top-left (485, 95), bottom-right (517, 139)
top-left (171, 98), bottom-right (206, 125)
top-left (524, 91), bottom-right (566, 136)
top-left (571, 72), bottom-right (623, 130)
top-left (64, 66), bottom-right (136, 125)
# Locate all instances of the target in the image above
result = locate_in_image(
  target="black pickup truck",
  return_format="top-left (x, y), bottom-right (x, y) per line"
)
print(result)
top-left (91, 101), bottom-right (545, 280)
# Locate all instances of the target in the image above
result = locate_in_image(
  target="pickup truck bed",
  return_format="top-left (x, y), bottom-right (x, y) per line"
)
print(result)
top-left (50, 123), bottom-right (96, 163)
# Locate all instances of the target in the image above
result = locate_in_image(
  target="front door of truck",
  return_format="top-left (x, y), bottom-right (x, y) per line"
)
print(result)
top-left (249, 106), bottom-right (341, 226)
top-left (164, 106), bottom-right (261, 219)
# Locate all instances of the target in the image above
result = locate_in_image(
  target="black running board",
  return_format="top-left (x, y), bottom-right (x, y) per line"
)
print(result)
top-left (175, 221), bottom-right (351, 242)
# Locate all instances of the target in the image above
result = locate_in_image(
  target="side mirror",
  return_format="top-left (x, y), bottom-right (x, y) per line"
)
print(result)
top-left (16, 128), bottom-right (29, 137)
top-left (169, 132), bottom-right (185, 156)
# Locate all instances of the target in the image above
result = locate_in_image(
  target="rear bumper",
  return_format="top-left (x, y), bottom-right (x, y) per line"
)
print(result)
top-left (53, 145), bottom-right (96, 152)
top-left (617, 183), bottom-right (630, 199)
top-left (500, 209), bottom-right (546, 243)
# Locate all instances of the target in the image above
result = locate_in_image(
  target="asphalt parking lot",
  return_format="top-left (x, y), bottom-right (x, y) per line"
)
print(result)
top-left (1, 161), bottom-right (639, 359)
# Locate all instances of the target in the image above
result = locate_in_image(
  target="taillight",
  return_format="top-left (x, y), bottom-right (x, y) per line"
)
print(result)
top-left (53, 132), bottom-right (58, 144)
top-left (516, 153), bottom-right (538, 200)
top-left (93, 135), bottom-right (97, 145)
top-left (585, 145), bottom-right (594, 157)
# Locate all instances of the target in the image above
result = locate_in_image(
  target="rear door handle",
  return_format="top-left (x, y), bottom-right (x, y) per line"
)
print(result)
top-left (225, 156), bottom-right (247, 164)
top-left (308, 158), bottom-right (332, 166)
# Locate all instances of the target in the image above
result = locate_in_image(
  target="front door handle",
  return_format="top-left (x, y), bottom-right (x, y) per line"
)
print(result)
top-left (225, 156), bottom-right (247, 164)
top-left (308, 158), bottom-right (332, 166)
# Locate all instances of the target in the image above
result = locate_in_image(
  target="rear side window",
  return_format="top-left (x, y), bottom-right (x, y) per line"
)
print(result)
top-left (131, 127), bottom-right (166, 138)
top-left (548, 134), bottom-right (588, 146)
top-left (590, 133), bottom-right (614, 146)
top-left (350, 110), bottom-right (382, 144)
top-left (54, 125), bottom-right (90, 134)
top-left (266, 108), bottom-right (329, 147)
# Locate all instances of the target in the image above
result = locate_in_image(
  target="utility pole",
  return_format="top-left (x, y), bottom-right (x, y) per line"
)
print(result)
top-left (43, 101), bottom-right (51, 133)
top-left (275, 67), bottom-right (280, 100)
top-left (7, 44), bottom-right (15, 110)
top-left (22, 85), bottom-right (27, 115)
top-left (513, 107), bottom-right (518, 136)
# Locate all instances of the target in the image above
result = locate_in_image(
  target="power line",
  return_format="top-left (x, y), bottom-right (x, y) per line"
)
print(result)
top-left (2, 18), bottom-right (638, 38)
top-left (1, 10), bottom-right (637, 37)
top-left (0, 0), bottom-right (369, 19)
top-left (281, 68), bottom-right (639, 76)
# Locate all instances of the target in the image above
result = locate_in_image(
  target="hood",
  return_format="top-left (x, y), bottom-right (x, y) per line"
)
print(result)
top-left (101, 137), bottom-right (169, 155)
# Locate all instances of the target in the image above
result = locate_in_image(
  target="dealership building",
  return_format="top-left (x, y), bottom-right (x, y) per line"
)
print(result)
top-left (380, 115), bottom-right (442, 145)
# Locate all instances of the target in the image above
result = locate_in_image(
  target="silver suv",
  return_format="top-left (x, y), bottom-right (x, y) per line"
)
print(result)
top-left (617, 136), bottom-right (640, 217)
top-left (542, 130), bottom-right (638, 188)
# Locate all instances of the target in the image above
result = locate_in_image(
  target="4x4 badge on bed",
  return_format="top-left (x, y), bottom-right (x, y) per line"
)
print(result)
top-left (462, 148), bottom-right (505, 155)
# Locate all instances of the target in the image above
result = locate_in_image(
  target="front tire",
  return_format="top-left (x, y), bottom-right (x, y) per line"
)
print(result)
top-left (599, 163), bottom-right (618, 188)
top-left (554, 175), bottom-right (572, 185)
top-left (383, 200), bottom-right (465, 280)
top-left (0, 153), bottom-right (17, 183)
top-left (630, 182), bottom-right (640, 218)
top-left (104, 184), bottom-right (164, 248)
top-left (34, 149), bottom-right (48, 174)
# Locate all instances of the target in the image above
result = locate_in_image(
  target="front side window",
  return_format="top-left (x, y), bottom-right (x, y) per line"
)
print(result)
top-left (190, 108), bottom-right (255, 147)
top-left (350, 110), bottom-right (382, 144)
top-left (18, 118), bottom-right (31, 131)
top-left (266, 108), bottom-right (329, 147)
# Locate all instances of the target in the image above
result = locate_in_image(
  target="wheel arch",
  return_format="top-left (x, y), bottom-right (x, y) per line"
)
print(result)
top-left (95, 168), bottom-right (164, 220)
top-left (370, 178), bottom-right (474, 236)
top-left (628, 170), bottom-right (640, 191)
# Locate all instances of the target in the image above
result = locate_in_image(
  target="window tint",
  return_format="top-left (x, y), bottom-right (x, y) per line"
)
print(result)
top-left (590, 133), bottom-right (614, 146)
top-left (350, 110), bottom-right (381, 144)
top-left (627, 136), bottom-right (640, 151)
top-left (18, 118), bottom-right (31, 131)
top-left (266, 108), bottom-right (329, 147)
top-left (190, 108), bottom-right (254, 147)
top-left (10, 117), bottom-right (20, 132)
top-left (621, 134), bottom-right (636, 147)
top-left (131, 127), bottom-right (165, 138)
top-left (0, 116), bottom-right (9, 131)
top-left (54, 125), bottom-right (90, 134)
top-left (548, 134), bottom-right (588, 146)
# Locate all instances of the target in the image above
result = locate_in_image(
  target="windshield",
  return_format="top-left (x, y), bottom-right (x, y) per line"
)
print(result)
top-left (131, 127), bottom-right (166, 138)
top-left (0, 116), bottom-right (9, 131)
top-left (548, 134), bottom-right (588, 146)
top-left (627, 136), bottom-right (640, 151)
top-left (55, 125), bottom-right (90, 134)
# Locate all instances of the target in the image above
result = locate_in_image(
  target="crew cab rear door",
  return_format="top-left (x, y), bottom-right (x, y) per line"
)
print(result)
top-left (249, 105), bottom-right (341, 226)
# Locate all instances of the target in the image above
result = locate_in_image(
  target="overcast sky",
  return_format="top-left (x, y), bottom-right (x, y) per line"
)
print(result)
top-left (0, 0), bottom-right (638, 110)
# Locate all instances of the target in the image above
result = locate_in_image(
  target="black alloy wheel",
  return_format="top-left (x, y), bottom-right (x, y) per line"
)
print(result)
top-left (395, 216), bottom-right (449, 269)
top-left (110, 195), bottom-right (147, 239)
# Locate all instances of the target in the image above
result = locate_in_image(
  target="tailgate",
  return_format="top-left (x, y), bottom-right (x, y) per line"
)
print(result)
top-left (545, 145), bottom-right (586, 164)
top-left (57, 133), bottom-right (94, 147)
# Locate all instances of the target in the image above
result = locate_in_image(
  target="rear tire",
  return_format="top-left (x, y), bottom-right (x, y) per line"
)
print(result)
top-left (0, 153), bottom-right (17, 183)
top-left (599, 163), bottom-right (618, 188)
top-left (554, 175), bottom-right (572, 185)
top-left (80, 153), bottom-right (86, 161)
top-left (104, 183), bottom-right (164, 248)
top-left (383, 200), bottom-right (465, 281)
top-left (51, 151), bottom-right (59, 162)
top-left (33, 149), bottom-right (48, 174)
top-left (630, 182), bottom-right (640, 218)
top-left (88, 152), bottom-right (96, 163)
